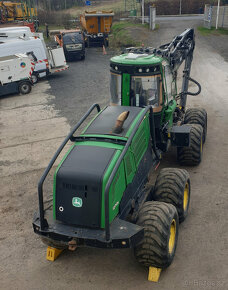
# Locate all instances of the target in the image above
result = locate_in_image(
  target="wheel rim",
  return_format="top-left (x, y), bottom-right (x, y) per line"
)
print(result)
top-left (183, 182), bottom-right (189, 212)
top-left (168, 219), bottom-right (176, 254)
top-left (22, 84), bottom-right (29, 93)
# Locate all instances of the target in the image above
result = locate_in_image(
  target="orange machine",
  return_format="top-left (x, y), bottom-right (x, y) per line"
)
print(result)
top-left (80, 10), bottom-right (114, 47)
top-left (0, 1), bottom-right (37, 22)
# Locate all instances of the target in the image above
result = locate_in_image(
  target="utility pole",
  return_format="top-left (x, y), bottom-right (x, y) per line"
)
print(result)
top-left (215, 0), bottom-right (220, 29)
top-left (142, 0), bottom-right (144, 24)
top-left (179, 0), bottom-right (182, 15)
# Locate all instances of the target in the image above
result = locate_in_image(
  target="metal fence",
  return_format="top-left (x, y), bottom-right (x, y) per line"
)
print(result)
top-left (204, 4), bottom-right (228, 29)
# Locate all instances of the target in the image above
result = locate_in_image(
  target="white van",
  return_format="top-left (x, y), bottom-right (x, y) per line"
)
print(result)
top-left (0, 53), bottom-right (34, 96)
top-left (0, 33), bottom-right (68, 83)
top-left (0, 26), bottom-right (43, 40)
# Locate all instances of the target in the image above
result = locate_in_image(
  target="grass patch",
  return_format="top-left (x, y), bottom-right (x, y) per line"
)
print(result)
top-left (109, 21), bottom-right (149, 48)
top-left (197, 26), bottom-right (228, 36)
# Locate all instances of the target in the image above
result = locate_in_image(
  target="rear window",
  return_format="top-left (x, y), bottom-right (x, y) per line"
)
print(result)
top-left (63, 33), bottom-right (83, 44)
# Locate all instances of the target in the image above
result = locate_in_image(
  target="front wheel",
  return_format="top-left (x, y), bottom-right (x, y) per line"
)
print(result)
top-left (184, 108), bottom-right (207, 143)
top-left (177, 124), bottom-right (203, 166)
top-left (134, 201), bottom-right (179, 269)
top-left (18, 81), bottom-right (32, 94)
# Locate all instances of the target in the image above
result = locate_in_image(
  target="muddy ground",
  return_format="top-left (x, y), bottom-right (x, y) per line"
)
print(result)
top-left (0, 19), bottom-right (228, 289)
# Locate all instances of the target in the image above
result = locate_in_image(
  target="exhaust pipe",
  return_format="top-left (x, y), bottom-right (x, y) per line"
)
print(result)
top-left (112, 111), bottom-right (129, 134)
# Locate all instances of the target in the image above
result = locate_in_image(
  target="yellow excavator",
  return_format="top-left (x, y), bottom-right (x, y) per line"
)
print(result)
top-left (0, 1), bottom-right (37, 23)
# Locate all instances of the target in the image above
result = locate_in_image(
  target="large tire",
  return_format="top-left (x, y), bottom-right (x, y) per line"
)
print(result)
top-left (18, 81), bottom-right (32, 94)
top-left (184, 108), bottom-right (207, 143)
top-left (153, 168), bottom-right (190, 222)
top-left (134, 201), bottom-right (179, 269)
top-left (177, 124), bottom-right (203, 166)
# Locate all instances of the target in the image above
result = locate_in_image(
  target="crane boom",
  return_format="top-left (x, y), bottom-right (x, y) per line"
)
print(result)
top-left (123, 28), bottom-right (201, 110)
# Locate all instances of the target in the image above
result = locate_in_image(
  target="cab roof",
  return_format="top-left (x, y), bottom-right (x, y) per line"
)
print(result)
top-left (111, 53), bottom-right (162, 66)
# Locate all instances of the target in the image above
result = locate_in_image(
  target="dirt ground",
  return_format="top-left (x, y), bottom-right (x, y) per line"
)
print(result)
top-left (0, 19), bottom-right (228, 289)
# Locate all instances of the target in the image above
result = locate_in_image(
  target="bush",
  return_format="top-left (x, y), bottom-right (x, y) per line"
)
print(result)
top-left (38, 9), bottom-right (72, 28)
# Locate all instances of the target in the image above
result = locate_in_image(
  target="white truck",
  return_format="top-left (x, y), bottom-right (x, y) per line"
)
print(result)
top-left (0, 27), bottom-right (69, 83)
top-left (0, 53), bottom-right (35, 96)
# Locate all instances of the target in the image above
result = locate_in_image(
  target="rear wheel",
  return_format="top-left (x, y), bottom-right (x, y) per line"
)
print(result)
top-left (184, 108), bottom-right (207, 143)
top-left (31, 73), bottom-right (39, 84)
top-left (18, 81), bottom-right (32, 94)
top-left (134, 201), bottom-right (179, 269)
top-left (177, 124), bottom-right (203, 166)
top-left (153, 168), bottom-right (190, 222)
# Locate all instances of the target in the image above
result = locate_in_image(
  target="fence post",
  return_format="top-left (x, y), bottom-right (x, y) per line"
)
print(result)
top-left (149, 6), bottom-right (156, 30)
top-left (221, 6), bottom-right (226, 28)
top-left (204, 4), bottom-right (212, 29)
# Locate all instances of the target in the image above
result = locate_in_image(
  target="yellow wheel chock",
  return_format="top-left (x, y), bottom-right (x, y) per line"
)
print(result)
top-left (46, 246), bottom-right (63, 261)
top-left (148, 267), bottom-right (162, 282)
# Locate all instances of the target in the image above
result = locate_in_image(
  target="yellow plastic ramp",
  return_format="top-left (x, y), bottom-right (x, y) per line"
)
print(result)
top-left (148, 267), bottom-right (162, 282)
top-left (46, 246), bottom-right (63, 261)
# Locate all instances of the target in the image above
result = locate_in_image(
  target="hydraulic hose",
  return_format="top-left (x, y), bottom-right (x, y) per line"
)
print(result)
top-left (187, 77), bottom-right (201, 96)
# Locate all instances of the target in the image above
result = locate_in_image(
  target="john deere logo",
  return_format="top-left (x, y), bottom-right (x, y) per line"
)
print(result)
top-left (72, 197), bottom-right (82, 208)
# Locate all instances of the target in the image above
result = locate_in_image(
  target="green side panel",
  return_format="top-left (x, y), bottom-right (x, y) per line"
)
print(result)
top-left (101, 150), bottom-right (125, 228)
top-left (122, 73), bottom-right (130, 106)
top-left (164, 99), bottom-right (177, 127)
top-left (53, 144), bottom-right (75, 220)
top-left (124, 149), bottom-right (136, 184)
top-left (131, 115), bottom-right (150, 167)
top-left (109, 161), bottom-right (126, 223)
top-left (125, 109), bottom-right (146, 138)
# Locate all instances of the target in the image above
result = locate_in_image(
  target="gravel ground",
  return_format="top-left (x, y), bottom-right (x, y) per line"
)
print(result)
top-left (0, 18), bottom-right (228, 289)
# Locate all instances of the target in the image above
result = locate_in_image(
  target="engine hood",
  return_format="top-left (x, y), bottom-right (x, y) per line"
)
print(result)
top-left (54, 144), bottom-right (118, 228)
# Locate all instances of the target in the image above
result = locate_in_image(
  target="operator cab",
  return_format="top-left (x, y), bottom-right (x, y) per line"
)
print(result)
top-left (110, 53), bottom-right (164, 113)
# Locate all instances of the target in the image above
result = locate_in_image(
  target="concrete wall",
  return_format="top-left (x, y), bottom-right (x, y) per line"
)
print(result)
top-left (204, 5), bottom-right (228, 29)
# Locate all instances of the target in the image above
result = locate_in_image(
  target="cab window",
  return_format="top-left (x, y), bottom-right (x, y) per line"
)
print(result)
top-left (163, 65), bottom-right (173, 103)
top-left (130, 75), bottom-right (161, 109)
top-left (110, 72), bottom-right (122, 105)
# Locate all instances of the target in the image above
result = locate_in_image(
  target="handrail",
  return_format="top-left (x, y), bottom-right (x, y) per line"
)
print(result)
top-left (104, 105), bottom-right (151, 241)
top-left (38, 103), bottom-right (101, 230)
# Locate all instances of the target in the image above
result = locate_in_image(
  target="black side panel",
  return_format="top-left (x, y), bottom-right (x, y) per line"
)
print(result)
top-left (119, 144), bottom-right (156, 219)
top-left (55, 145), bottom-right (116, 228)
top-left (153, 111), bottom-right (162, 128)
